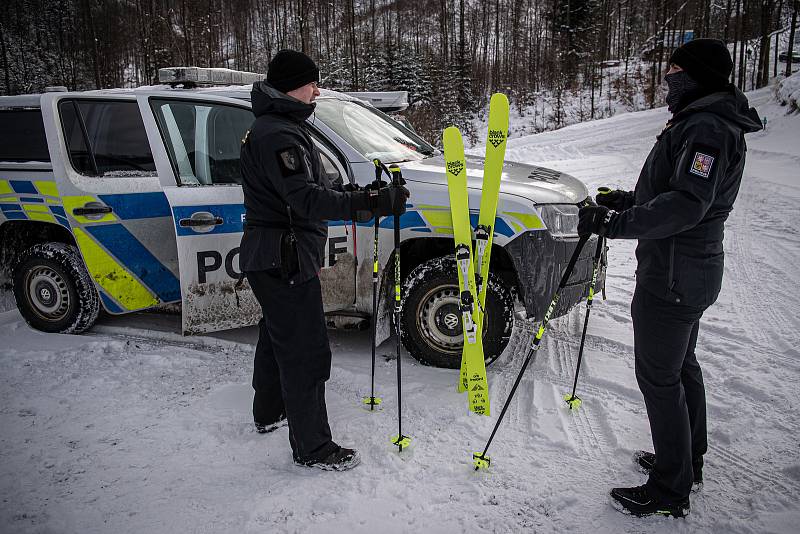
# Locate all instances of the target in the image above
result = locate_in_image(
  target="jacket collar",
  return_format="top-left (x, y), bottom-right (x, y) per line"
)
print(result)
top-left (250, 81), bottom-right (315, 123)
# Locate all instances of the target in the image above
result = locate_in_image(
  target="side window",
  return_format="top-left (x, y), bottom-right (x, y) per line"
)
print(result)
top-left (59, 99), bottom-right (156, 176)
top-left (318, 149), bottom-right (344, 187)
top-left (150, 99), bottom-right (253, 186)
top-left (0, 110), bottom-right (50, 162)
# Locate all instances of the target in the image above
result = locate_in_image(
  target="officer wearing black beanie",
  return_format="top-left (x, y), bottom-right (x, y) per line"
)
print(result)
top-left (577, 39), bottom-right (762, 517)
top-left (239, 49), bottom-right (409, 471)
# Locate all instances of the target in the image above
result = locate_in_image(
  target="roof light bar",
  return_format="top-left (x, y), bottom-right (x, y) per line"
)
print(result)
top-left (158, 67), bottom-right (263, 87)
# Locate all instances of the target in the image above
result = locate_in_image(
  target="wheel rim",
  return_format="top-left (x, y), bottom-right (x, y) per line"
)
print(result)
top-left (25, 266), bottom-right (70, 322)
top-left (415, 283), bottom-right (491, 357)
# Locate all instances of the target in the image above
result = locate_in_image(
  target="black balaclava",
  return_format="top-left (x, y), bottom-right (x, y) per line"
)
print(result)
top-left (665, 70), bottom-right (701, 113)
top-left (666, 38), bottom-right (734, 114)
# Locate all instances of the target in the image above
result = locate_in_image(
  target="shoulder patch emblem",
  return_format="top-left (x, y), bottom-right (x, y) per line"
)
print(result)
top-left (689, 151), bottom-right (715, 179)
top-left (280, 149), bottom-right (299, 170)
top-left (276, 147), bottom-right (302, 177)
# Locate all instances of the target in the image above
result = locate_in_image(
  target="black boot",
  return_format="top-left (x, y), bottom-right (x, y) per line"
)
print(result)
top-left (254, 413), bottom-right (287, 434)
top-left (610, 485), bottom-right (690, 518)
top-left (634, 450), bottom-right (703, 492)
top-left (295, 445), bottom-right (361, 471)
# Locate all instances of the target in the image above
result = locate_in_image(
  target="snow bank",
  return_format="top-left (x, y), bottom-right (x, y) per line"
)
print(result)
top-left (776, 71), bottom-right (800, 112)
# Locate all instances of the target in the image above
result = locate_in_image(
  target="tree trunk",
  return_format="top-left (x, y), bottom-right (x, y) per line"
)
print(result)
top-left (788, 0), bottom-right (799, 77)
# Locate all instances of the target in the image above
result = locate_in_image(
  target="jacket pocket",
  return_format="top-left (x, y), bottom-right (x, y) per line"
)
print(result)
top-left (240, 228), bottom-right (284, 272)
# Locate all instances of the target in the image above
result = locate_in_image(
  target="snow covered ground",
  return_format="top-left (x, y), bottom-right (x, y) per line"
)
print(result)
top-left (1, 84), bottom-right (798, 533)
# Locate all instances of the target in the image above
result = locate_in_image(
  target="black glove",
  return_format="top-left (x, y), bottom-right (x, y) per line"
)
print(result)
top-left (371, 184), bottom-right (409, 217)
top-left (595, 188), bottom-right (630, 211)
top-left (342, 182), bottom-right (363, 192)
top-left (578, 206), bottom-right (615, 238)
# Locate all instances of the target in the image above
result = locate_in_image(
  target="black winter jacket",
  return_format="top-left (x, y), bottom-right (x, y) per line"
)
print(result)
top-left (605, 86), bottom-right (762, 307)
top-left (239, 82), bottom-right (365, 283)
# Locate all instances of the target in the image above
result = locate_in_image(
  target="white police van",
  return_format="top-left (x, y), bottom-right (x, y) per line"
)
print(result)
top-left (0, 67), bottom-right (603, 368)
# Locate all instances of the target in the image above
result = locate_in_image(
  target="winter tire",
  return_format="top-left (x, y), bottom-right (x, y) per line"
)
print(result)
top-left (400, 255), bottom-right (514, 369)
top-left (12, 242), bottom-right (100, 334)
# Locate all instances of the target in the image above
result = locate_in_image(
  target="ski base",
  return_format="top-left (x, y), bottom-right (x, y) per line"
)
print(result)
top-left (362, 396), bottom-right (383, 410)
top-left (391, 435), bottom-right (412, 451)
top-left (563, 394), bottom-right (582, 410)
top-left (473, 452), bottom-right (491, 470)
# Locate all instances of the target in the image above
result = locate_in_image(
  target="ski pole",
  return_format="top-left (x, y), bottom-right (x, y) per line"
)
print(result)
top-left (387, 163), bottom-right (411, 452)
top-left (563, 236), bottom-right (605, 410)
top-left (473, 235), bottom-right (589, 470)
top-left (362, 159), bottom-right (389, 410)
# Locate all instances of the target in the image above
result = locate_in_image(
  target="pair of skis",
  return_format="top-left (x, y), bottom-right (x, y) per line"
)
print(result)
top-left (443, 93), bottom-right (510, 417)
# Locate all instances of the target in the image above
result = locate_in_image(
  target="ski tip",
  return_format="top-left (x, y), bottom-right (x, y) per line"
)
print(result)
top-left (490, 92), bottom-right (509, 107)
top-left (473, 452), bottom-right (491, 470)
top-left (563, 394), bottom-right (582, 410)
top-left (443, 126), bottom-right (463, 143)
top-left (391, 435), bottom-right (412, 452)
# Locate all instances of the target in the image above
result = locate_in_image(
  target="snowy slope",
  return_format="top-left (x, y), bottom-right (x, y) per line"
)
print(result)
top-left (1, 86), bottom-right (798, 534)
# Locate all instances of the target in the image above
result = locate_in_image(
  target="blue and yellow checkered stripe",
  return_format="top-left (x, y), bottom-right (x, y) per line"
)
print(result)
top-left (1, 178), bottom-right (180, 313)
top-left (0, 179), bottom-right (71, 227)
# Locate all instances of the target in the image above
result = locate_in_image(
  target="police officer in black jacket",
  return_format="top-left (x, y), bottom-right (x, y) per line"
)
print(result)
top-left (578, 39), bottom-right (762, 516)
top-left (240, 49), bottom-right (408, 471)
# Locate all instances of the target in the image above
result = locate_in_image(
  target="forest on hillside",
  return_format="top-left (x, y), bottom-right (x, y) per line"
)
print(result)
top-left (1, 0), bottom-right (798, 139)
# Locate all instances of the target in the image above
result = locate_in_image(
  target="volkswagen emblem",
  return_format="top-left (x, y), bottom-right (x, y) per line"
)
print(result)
top-left (443, 313), bottom-right (459, 330)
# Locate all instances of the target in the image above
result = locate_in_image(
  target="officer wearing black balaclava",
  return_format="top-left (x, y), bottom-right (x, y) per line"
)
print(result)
top-left (577, 39), bottom-right (762, 517)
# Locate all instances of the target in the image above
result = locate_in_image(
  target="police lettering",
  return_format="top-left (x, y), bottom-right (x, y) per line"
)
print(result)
top-left (197, 247), bottom-right (241, 283)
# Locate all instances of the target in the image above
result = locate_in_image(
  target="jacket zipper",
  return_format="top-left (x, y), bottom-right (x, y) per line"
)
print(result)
top-left (667, 238), bottom-right (676, 291)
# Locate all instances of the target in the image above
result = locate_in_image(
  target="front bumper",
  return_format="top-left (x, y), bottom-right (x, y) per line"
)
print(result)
top-left (506, 231), bottom-right (606, 321)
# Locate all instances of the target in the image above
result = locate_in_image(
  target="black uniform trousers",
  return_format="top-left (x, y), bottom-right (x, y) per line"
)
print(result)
top-left (632, 284), bottom-right (708, 502)
top-left (247, 270), bottom-right (338, 463)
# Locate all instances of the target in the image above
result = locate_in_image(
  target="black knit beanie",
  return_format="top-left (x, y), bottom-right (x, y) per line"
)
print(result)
top-left (669, 38), bottom-right (733, 91)
top-left (266, 49), bottom-right (320, 94)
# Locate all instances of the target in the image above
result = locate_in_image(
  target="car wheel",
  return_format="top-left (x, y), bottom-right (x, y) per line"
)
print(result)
top-left (400, 255), bottom-right (514, 369)
top-left (12, 242), bottom-right (100, 334)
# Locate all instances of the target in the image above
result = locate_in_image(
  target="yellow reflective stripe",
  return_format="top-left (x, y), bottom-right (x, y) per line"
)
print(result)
top-left (504, 211), bottom-right (544, 229)
top-left (395, 283), bottom-right (400, 300)
top-left (509, 220), bottom-right (524, 233)
top-left (373, 259), bottom-right (378, 273)
top-left (0, 196), bottom-right (20, 203)
top-left (419, 208), bottom-right (452, 228)
top-left (33, 180), bottom-right (59, 198)
top-left (23, 204), bottom-right (49, 213)
top-left (0, 180), bottom-right (12, 195)
top-left (72, 227), bottom-right (157, 310)
top-left (62, 195), bottom-right (117, 224)
top-left (588, 287), bottom-right (595, 300)
top-left (26, 212), bottom-right (56, 223)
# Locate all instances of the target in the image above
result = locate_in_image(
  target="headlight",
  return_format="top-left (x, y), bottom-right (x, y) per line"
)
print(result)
top-left (539, 204), bottom-right (579, 238)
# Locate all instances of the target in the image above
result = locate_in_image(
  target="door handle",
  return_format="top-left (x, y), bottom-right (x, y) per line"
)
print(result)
top-left (72, 202), bottom-right (113, 219)
top-left (178, 211), bottom-right (223, 232)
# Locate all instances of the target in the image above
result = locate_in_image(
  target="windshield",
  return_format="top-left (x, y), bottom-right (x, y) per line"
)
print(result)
top-left (313, 98), bottom-right (436, 163)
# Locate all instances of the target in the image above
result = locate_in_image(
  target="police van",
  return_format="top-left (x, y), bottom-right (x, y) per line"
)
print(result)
top-left (0, 67), bottom-right (604, 368)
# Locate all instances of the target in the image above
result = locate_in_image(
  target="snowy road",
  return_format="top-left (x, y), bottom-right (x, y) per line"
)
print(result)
top-left (1, 86), bottom-right (798, 533)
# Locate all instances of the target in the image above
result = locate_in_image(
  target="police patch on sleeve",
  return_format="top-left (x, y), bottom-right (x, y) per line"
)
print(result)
top-left (689, 151), bottom-right (714, 179)
top-left (685, 142), bottom-right (720, 180)
top-left (276, 147), bottom-right (302, 177)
